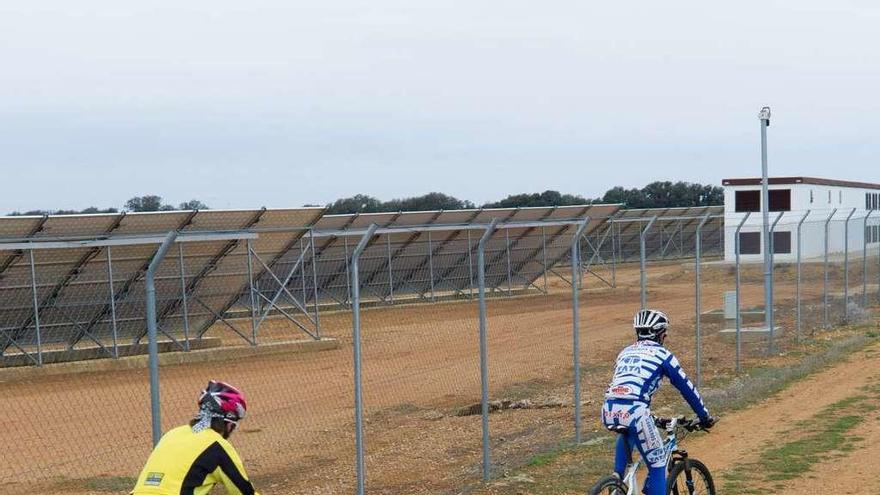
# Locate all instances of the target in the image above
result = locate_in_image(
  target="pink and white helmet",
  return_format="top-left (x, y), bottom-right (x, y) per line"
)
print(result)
top-left (198, 380), bottom-right (248, 423)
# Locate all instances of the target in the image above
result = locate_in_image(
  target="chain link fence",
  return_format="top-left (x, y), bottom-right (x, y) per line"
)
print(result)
top-left (3, 208), bottom-right (878, 495)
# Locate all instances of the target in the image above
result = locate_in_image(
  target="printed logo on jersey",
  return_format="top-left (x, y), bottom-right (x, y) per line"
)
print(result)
top-left (645, 448), bottom-right (667, 467)
top-left (145, 472), bottom-right (165, 486)
top-left (603, 409), bottom-right (631, 421)
top-left (610, 385), bottom-right (632, 395)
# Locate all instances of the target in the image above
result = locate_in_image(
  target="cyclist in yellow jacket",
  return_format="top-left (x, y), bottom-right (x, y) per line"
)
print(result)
top-left (131, 380), bottom-right (260, 495)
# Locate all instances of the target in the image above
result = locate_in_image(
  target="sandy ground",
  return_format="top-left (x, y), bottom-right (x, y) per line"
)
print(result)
top-left (685, 341), bottom-right (880, 495)
top-left (2, 260), bottom-right (876, 494)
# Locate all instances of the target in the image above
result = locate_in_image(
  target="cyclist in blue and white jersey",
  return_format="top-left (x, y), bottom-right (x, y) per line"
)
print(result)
top-left (600, 309), bottom-right (716, 495)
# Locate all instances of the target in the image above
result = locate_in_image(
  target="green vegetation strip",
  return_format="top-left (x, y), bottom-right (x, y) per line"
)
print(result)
top-left (720, 377), bottom-right (880, 495)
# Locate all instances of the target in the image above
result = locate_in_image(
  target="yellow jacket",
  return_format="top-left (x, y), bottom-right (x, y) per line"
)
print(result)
top-left (131, 425), bottom-right (259, 495)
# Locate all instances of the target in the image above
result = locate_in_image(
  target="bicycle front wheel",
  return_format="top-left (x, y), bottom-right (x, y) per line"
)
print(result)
top-left (667, 458), bottom-right (715, 495)
top-left (589, 475), bottom-right (627, 495)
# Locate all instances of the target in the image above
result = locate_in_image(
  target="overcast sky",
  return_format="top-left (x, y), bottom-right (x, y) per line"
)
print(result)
top-left (2, 1), bottom-right (879, 212)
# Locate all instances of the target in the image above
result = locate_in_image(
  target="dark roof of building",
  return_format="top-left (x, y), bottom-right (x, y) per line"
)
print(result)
top-left (722, 177), bottom-right (880, 190)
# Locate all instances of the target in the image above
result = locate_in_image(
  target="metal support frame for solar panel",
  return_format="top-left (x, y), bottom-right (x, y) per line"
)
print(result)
top-left (388, 211), bottom-right (493, 300)
top-left (180, 209), bottom-right (325, 344)
top-left (431, 209), bottom-right (520, 298)
top-left (0, 230), bottom-right (260, 365)
top-left (1, 207), bottom-right (326, 367)
top-left (579, 220), bottom-right (618, 288)
top-left (607, 207), bottom-right (724, 263)
top-left (0, 215), bottom-right (50, 359)
top-left (149, 208), bottom-right (268, 346)
top-left (309, 213), bottom-right (608, 309)
top-left (19, 213), bottom-right (128, 356)
top-left (542, 224), bottom-right (606, 288)
top-left (497, 207), bottom-right (582, 292)
top-left (67, 210), bottom-right (200, 350)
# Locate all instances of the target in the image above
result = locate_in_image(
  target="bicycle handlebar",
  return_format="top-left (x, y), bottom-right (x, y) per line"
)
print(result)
top-left (653, 415), bottom-right (714, 432)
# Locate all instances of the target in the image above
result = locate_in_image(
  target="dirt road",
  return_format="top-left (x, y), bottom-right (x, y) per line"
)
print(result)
top-left (686, 340), bottom-right (880, 494)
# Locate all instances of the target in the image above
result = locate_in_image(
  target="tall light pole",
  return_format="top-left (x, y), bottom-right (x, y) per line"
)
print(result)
top-left (759, 106), bottom-right (773, 333)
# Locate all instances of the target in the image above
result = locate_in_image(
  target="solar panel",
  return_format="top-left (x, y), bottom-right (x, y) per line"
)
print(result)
top-left (0, 208), bottom-right (324, 361)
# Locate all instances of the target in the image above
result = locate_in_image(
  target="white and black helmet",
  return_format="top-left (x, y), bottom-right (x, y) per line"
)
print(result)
top-left (633, 309), bottom-right (669, 341)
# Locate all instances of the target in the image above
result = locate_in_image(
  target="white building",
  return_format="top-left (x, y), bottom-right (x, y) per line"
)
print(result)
top-left (723, 177), bottom-right (880, 262)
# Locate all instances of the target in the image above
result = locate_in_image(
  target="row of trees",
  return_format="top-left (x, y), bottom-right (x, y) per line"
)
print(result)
top-left (7, 181), bottom-right (722, 216)
top-left (322, 181), bottom-right (722, 214)
top-left (8, 196), bottom-right (210, 216)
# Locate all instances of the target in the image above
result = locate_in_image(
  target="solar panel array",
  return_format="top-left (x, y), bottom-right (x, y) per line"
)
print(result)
top-left (0, 203), bottom-right (728, 367)
top-left (581, 206), bottom-right (725, 266)
top-left (0, 208), bottom-right (324, 362)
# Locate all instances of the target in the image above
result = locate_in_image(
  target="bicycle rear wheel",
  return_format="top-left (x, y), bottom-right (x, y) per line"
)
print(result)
top-left (667, 458), bottom-right (715, 495)
top-left (589, 475), bottom-right (627, 495)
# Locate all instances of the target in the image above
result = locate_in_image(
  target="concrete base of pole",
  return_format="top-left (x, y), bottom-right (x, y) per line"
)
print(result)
top-left (719, 326), bottom-right (784, 344)
top-left (700, 309), bottom-right (766, 325)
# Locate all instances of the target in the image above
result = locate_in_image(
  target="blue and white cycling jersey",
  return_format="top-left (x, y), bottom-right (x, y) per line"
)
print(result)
top-left (604, 340), bottom-right (709, 420)
top-left (601, 339), bottom-right (710, 495)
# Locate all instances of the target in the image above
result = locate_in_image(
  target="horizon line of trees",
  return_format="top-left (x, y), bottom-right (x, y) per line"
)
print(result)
top-left (320, 181), bottom-right (722, 214)
top-left (7, 181), bottom-right (722, 217)
top-left (8, 195), bottom-right (210, 216)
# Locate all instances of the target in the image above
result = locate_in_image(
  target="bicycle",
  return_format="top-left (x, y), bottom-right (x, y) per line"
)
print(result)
top-left (588, 416), bottom-right (716, 495)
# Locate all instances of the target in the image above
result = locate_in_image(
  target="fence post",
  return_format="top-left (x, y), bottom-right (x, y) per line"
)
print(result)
top-left (823, 209), bottom-right (837, 328)
top-left (386, 234), bottom-right (394, 304)
top-left (767, 212), bottom-right (784, 353)
top-left (246, 238), bottom-right (258, 345)
top-left (610, 223), bottom-right (617, 288)
top-left (734, 212), bottom-right (751, 373)
top-left (843, 208), bottom-right (856, 322)
top-left (27, 249), bottom-right (43, 367)
top-left (477, 218), bottom-right (499, 482)
top-left (796, 210), bottom-right (811, 343)
top-left (505, 228), bottom-right (513, 295)
top-left (351, 223), bottom-right (378, 495)
top-left (106, 246), bottom-right (120, 358)
top-left (571, 217), bottom-right (591, 444)
top-left (466, 229), bottom-right (475, 299)
top-left (309, 229), bottom-right (321, 337)
top-left (178, 243), bottom-right (191, 352)
top-left (427, 230), bottom-right (436, 301)
top-left (694, 213), bottom-right (712, 388)
top-left (863, 210), bottom-right (875, 309)
top-left (541, 226), bottom-right (549, 294)
top-left (640, 216), bottom-right (658, 309)
top-left (146, 230), bottom-right (179, 446)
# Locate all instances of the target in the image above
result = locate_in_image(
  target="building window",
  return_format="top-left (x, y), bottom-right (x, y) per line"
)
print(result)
top-left (869, 193), bottom-right (873, 210)
top-left (739, 232), bottom-right (761, 254)
top-left (874, 193), bottom-right (879, 210)
top-left (839, 190), bottom-right (843, 203)
top-left (810, 190), bottom-right (814, 204)
top-left (735, 190), bottom-right (761, 212)
top-left (769, 189), bottom-right (791, 211)
top-left (828, 190), bottom-right (832, 203)
top-left (773, 231), bottom-right (791, 254)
